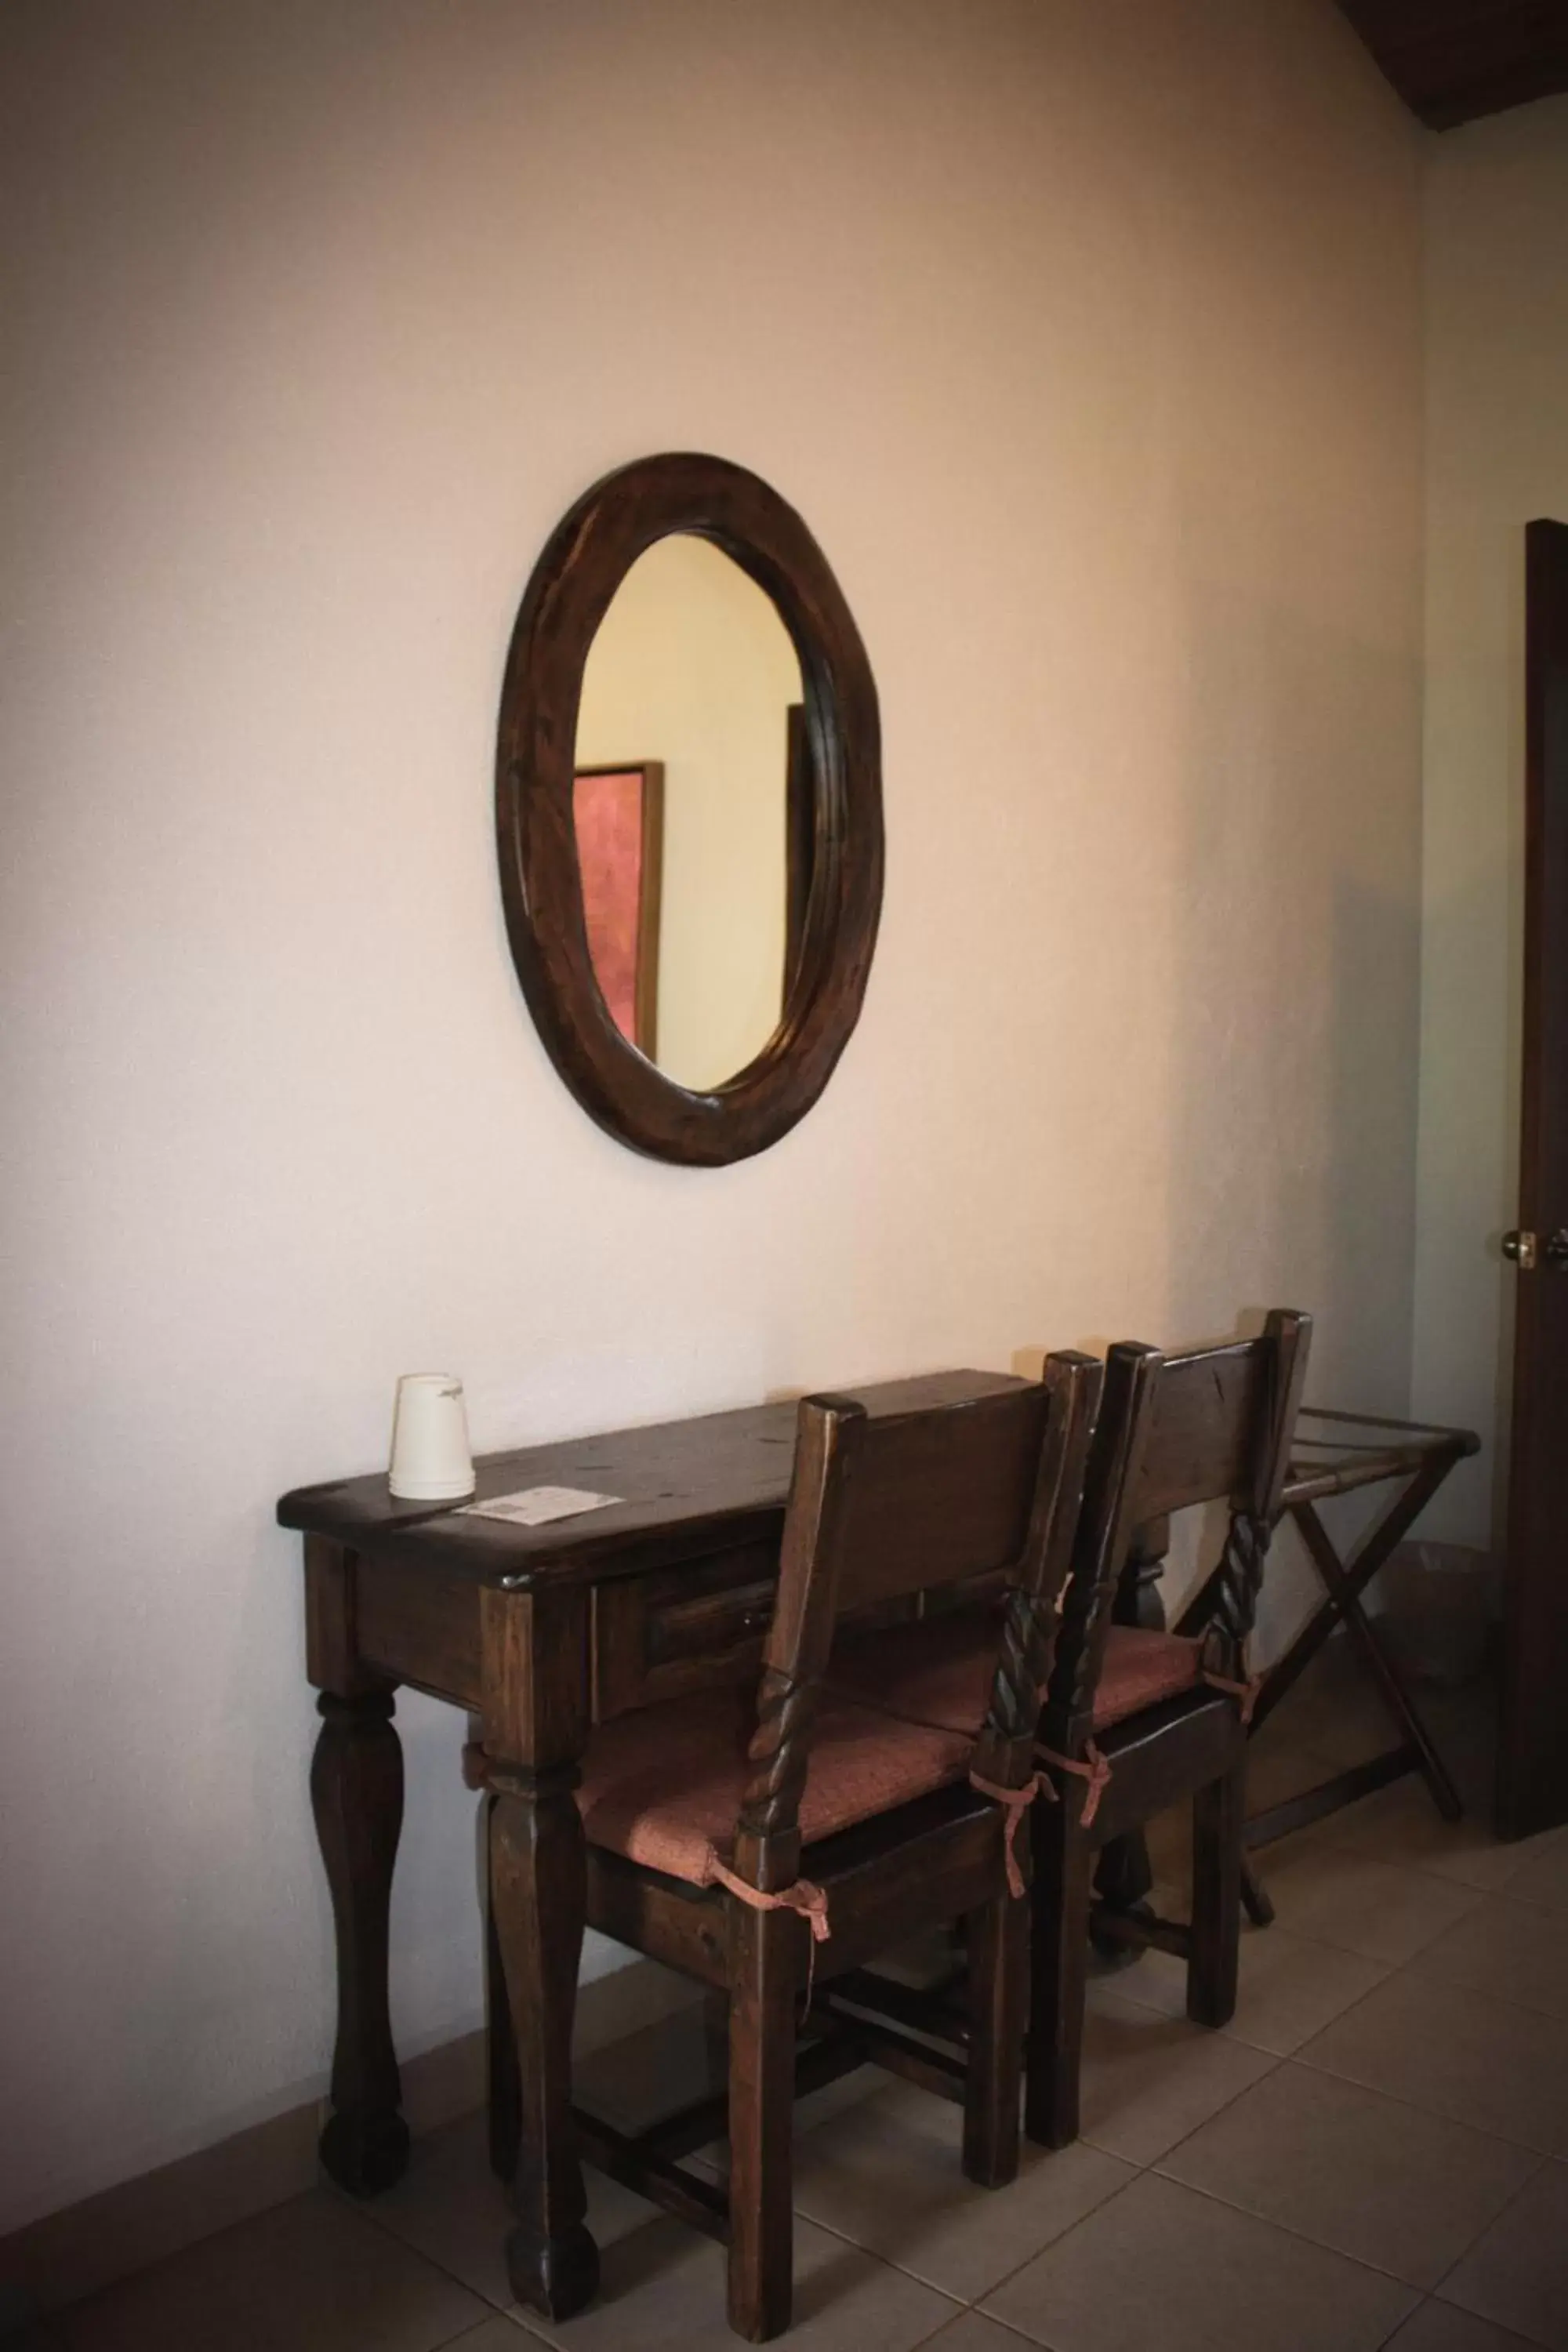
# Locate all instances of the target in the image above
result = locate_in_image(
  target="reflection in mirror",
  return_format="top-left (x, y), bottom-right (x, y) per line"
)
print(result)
top-left (573, 533), bottom-right (804, 1092)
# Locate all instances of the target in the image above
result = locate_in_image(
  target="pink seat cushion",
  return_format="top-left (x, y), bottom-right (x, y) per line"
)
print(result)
top-left (1091, 1625), bottom-right (1203, 1726)
top-left (827, 1613), bottom-right (1203, 1734)
top-left (575, 1682), bottom-right (972, 1889)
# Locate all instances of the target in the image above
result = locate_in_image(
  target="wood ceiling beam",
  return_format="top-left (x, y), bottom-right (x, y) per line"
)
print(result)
top-left (1337, 0), bottom-right (1568, 129)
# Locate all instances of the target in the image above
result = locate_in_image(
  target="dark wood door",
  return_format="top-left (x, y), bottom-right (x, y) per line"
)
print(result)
top-left (1500, 517), bottom-right (1568, 1838)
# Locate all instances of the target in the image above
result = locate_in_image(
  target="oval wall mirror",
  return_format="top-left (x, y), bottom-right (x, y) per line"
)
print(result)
top-left (495, 453), bottom-right (883, 1165)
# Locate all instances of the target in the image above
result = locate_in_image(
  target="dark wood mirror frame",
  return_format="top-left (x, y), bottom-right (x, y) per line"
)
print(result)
top-left (495, 452), bottom-right (884, 1166)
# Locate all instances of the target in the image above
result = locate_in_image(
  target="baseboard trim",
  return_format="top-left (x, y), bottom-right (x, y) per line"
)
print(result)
top-left (0, 1958), bottom-right (701, 2328)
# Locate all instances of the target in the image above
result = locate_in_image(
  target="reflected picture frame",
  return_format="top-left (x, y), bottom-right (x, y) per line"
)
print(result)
top-left (572, 761), bottom-right (663, 1059)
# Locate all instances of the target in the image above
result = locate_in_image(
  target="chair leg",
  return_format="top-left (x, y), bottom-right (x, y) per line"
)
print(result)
top-left (963, 1888), bottom-right (1025, 2187)
top-left (1240, 1853), bottom-right (1276, 1929)
top-left (1025, 1792), bottom-right (1094, 2149)
top-left (1189, 1751), bottom-right (1245, 2028)
top-left (726, 1907), bottom-right (797, 2343)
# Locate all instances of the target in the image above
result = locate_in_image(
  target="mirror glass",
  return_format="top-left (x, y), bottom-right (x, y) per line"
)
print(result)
top-left (572, 533), bottom-right (806, 1092)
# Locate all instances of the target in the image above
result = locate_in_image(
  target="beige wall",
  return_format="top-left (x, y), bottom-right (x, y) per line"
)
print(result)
top-left (575, 532), bottom-right (800, 1090)
top-left (0, 0), bottom-right (1421, 2231)
top-left (1414, 95), bottom-right (1568, 1543)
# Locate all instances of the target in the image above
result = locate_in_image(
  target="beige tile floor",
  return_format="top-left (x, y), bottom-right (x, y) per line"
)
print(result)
top-left (18, 1653), bottom-right (1568, 2352)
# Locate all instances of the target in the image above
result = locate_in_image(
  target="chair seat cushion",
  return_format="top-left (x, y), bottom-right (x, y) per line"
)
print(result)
top-left (575, 1682), bottom-right (972, 1889)
top-left (1093, 1624), bottom-right (1204, 1724)
top-left (827, 1613), bottom-right (1203, 1735)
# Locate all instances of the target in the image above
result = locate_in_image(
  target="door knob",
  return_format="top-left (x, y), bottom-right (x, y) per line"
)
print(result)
top-left (1503, 1229), bottom-right (1568, 1270)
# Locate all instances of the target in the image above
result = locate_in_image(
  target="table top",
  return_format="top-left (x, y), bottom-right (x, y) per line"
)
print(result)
top-left (277, 1367), bottom-right (1025, 1589)
top-left (278, 1374), bottom-right (1482, 1592)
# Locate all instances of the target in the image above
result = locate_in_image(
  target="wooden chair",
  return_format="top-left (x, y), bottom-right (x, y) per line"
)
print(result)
top-left (1025, 1310), bottom-right (1312, 2147)
top-left (560, 1354), bottom-right (1102, 2340)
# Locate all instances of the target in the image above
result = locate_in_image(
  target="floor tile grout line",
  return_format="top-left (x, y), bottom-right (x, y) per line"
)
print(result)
top-left (880, 2280), bottom-right (977, 2351)
top-left (920, 2296), bottom-right (1064, 2351)
top-left (1290, 2077), bottom-right (1564, 2174)
top-left (974, 2163), bottom-right (1427, 2344)
top-left (1371, 2296), bottom-right (1428, 2352)
top-left (1236, 1900), bottom-right (1489, 1975)
top-left (1400, 1962), bottom-right (1568, 2031)
top-left (1225, 1911), bottom-right (1568, 2103)
top-left (1312, 1837), bottom-right (1545, 1898)
top-left (782, 2185), bottom-right (1059, 2309)
top-left (799, 2042), bottom-right (1301, 2315)
top-left (1077, 2035), bottom-right (1289, 2174)
top-left (1264, 2037), bottom-right (1568, 2163)
top-left (786, 2109), bottom-right (1151, 2311)
top-left (321, 2173), bottom-right (520, 2319)
top-left (44, 2180), bottom-right (510, 2352)
top-left (437, 2316), bottom-right (539, 2349)
top-left (1312, 1799), bottom-right (1568, 1863)
top-left (1109, 2077), bottom-right (1442, 2291)
top-left (1425, 2298), bottom-right (1562, 2352)
top-left (1119, 1882), bottom-right (1486, 1980)
top-left (1091, 1937), bottom-right (1568, 2275)
top-left (1090, 1959), bottom-right (1399, 2060)
top-left (794, 2219), bottom-right (971, 2318)
top-left (1142, 2132), bottom-right (1541, 2296)
top-left (959, 2160), bottom-right (1150, 2311)
top-left (790, 2042), bottom-right (1301, 2308)
top-left (1417, 2143), bottom-right (1556, 2305)
top-left (1422, 2280), bottom-right (1564, 2352)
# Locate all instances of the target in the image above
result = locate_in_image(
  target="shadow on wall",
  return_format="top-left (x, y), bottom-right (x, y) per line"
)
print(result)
top-left (1012, 569), bottom-right (1421, 1436)
top-left (1006, 561), bottom-right (1427, 1654)
top-left (1165, 588), bottom-right (1425, 1645)
top-left (1018, 584), bottom-right (1425, 1652)
top-left (1159, 583), bottom-right (1421, 1403)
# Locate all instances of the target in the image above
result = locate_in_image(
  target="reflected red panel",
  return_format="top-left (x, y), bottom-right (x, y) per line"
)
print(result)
top-left (574, 766), bottom-right (651, 1047)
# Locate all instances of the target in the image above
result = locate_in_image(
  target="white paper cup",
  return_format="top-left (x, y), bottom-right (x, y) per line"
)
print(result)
top-left (388, 1373), bottom-right (474, 1502)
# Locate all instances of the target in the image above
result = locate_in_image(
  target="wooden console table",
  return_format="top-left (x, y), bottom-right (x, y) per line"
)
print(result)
top-left (278, 1368), bottom-right (1017, 2321)
top-left (281, 1374), bottom-right (1479, 2320)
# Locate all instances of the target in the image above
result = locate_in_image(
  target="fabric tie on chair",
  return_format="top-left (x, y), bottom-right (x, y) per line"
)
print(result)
top-left (971, 1746), bottom-right (1114, 1851)
top-left (1195, 1629), bottom-right (1265, 1725)
top-left (705, 1851), bottom-right (832, 1941)
top-left (1033, 1739), bottom-right (1113, 1828)
top-left (704, 1850), bottom-right (832, 2001)
top-left (1199, 1663), bottom-right (1264, 1724)
top-left (967, 1769), bottom-right (1042, 1898)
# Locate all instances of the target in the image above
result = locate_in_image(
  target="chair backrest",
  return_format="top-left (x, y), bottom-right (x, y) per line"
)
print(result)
top-left (1132, 1311), bottom-right (1311, 1524)
top-left (731, 1352), bottom-right (1102, 1893)
top-left (1044, 1310), bottom-right (1312, 1758)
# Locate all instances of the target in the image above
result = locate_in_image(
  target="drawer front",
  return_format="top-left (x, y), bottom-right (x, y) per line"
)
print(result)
top-left (593, 1540), bottom-right (779, 1720)
top-left (590, 1546), bottom-right (957, 1722)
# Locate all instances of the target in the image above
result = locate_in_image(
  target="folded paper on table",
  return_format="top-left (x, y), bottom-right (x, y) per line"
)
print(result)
top-left (456, 1485), bottom-right (621, 1527)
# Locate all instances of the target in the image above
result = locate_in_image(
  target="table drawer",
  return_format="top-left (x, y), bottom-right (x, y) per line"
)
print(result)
top-left (590, 1548), bottom-right (1005, 1724)
top-left (593, 1541), bottom-right (779, 1720)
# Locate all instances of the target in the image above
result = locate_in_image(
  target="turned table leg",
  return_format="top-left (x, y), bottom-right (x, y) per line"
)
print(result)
top-left (488, 1758), bottom-right (599, 2320)
top-left (310, 1687), bottom-right (411, 2194)
top-left (485, 1794), bottom-right (524, 2184)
